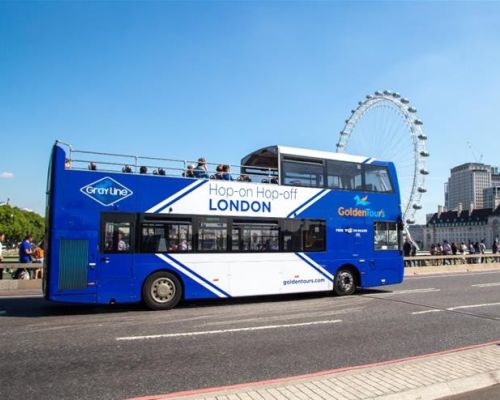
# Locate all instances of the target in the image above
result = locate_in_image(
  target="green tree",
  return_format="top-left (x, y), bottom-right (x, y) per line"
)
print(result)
top-left (0, 205), bottom-right (45, 247)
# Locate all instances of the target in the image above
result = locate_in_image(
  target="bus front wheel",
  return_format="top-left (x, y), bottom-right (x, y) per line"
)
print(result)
top-left (143, 271), bottom-right (182, 310)
top-left (333, 268), bottom-right (357, 296)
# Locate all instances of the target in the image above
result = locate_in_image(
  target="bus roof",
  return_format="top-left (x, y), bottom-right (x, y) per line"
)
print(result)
top-left (240, 145), bottom-right (376, 169)
top-left (277, 145), bottom-right (372, 163)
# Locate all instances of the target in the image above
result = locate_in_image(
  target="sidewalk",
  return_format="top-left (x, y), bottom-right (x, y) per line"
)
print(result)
top-left (137, 342), bottom-right (500, 400)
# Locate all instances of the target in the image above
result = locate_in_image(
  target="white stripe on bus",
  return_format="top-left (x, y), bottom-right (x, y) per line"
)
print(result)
top-left (290, 189), bottom-right (330, 217)
top-left (146, 180), bottom-right (204, 214)
top-left (297, 252), bottom-right (334, 281)
top-left (156, 254), bottom-right (228, 298)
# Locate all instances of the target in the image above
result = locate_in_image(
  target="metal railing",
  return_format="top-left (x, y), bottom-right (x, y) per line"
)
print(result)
top-left (60, 142), bottom-right (279, 184)
top-left (404, 253), bottom-right (500, 267)
top-left (0, 263), bottom-right (44, 279)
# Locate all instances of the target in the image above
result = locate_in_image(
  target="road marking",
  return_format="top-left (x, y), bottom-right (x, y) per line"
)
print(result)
top-left (412, 302), bottom-right (500, 315)
top-left (407, 270), bottom-right (500, 280)
top-left (368, 288), bottom-right (440, 296)
top-left (116, 319), bottom-right (342, 341)
top-left (472, 282), bottom-right (500, 288)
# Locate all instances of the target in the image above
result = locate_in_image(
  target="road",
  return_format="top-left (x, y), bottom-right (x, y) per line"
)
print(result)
top-left (0, 270), bottom-right (499, 400)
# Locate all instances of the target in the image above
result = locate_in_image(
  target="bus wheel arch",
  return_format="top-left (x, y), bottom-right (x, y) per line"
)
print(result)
top-left (333, 265), bottom-right (359, 296)
top-left (142, 269), bottom-right (183, 310)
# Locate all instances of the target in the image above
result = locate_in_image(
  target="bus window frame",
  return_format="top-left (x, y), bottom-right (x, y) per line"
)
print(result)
top-left (373, 221), bottom-right (400, 251)
top-left (100, 212), bottom-right (136, 254)
top-left (280, 156), bottom-right (325, 188)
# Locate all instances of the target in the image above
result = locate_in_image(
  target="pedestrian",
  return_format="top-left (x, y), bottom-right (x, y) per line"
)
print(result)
top-left (403, 238), bottom-right (412, 267)
top-left (0, 232), bottom-right (5, 279)
top-left (442, 240), bottom-right (452, 265)
top-left (15, 235), bottom-right (33, 279)
top-left (460, 241), bottom-right (467, 263)
top-left (479, 240), bottom-right (486, 263)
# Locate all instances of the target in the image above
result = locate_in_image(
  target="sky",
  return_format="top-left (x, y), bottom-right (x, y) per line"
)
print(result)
top-left (0, 1), bottom-right (499, 222)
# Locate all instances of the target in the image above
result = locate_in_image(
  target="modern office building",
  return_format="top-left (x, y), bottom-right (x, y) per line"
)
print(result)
top-left (484, 187), bottom-right (500, 209)
top-left (445, 163), bottom-right (494, 211)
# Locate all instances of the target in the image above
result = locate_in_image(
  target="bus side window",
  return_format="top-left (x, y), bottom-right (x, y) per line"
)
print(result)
top-left (302, 221), bottom-right (326, 252)
top-left (198, 217), bottom-right (227, 252)
top-left (104, 222), bottom-right (131, 253)
top-left (374, 222), bottom-right (398, 250)
top-left (232, 221), bottom-right (279, 252)
top-left (140, 220), bottom-right (192, 253)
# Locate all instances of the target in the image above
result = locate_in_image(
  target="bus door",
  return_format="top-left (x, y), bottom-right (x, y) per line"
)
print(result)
top-left (99, 213), bottom-right (135, 301)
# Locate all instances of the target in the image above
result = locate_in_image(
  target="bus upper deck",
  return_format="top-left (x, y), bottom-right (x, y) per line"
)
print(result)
top-left (61, 141), bottom-right (397, 194)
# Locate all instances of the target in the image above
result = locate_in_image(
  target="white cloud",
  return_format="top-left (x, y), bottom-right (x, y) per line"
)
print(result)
top-left (0, 172), bottom-right (14, 179)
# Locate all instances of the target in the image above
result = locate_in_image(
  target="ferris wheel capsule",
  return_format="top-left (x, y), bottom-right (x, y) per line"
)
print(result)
top-left (408, 107), bottom-right (417, 113)
top-left (375, 91), bottom-right (382, 95)
top-left (418, 133), bottom-right (427, 140)
top-left (420, 151), bottom-right (430, 157)
top-left (400, 98), bottom-right (410, 104)
top-left (414, 119), bottom-right (423, 125)
top-left (420, 168), bottom-right (430, 175)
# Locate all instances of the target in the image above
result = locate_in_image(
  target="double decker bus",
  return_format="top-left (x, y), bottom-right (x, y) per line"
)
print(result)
top-left (44, 142), bottom-right (404, 310)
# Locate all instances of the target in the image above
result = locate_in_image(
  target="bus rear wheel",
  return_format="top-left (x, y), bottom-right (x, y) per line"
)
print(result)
top-left (143, 271), bottom-right (182, 310)
top-left (333, 268), bottom-right (357, 296)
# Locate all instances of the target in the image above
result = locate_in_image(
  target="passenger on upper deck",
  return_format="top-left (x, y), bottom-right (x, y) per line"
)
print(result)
top-left (212, 165), bottom-right (224, 180)
top-left (88, 162), bottom-right (97, 171)
top-left (122, 165), bottom-right (132, 173)
top-left (65, 159), bottom-right (71, 169)
top-left (183, 164), bottom-right (195, 178)
top-left (237, 174), bottom-right (251, 182)
top-left (222, 165), bottom-right (233, 181)
top-left (194, 157), bottom-right (209, 179)
top-left (139, 166), bottom-right (148, 174)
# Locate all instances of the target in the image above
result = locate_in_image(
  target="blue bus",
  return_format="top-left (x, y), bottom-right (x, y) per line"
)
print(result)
top-left (44, 142), bottom-right (404, 310)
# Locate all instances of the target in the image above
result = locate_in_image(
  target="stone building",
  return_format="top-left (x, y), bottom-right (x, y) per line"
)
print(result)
top-left (423, 205), bottom-right (500, 250)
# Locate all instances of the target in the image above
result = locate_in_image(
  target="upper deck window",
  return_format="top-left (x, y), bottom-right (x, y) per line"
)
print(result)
top-left (282, 157), bottom-right (324, 188)
top-left (364, 165), bottom-right (393, 193)
top-left (327, 160), bottom-right (363, 190)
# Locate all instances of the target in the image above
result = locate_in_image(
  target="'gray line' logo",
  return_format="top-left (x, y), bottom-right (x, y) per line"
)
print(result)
top-left (80, 177), bottom-right (133, 206)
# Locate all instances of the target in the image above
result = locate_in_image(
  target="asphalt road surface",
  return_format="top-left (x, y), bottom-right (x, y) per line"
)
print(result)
top-left (1, 270), bottom-right (499, 400)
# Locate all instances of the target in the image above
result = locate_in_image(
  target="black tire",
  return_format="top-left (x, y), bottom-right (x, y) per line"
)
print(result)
top-left (142, 271), bottom-right (182, 310)
top-left (333, 267), bottom-right (357, 296)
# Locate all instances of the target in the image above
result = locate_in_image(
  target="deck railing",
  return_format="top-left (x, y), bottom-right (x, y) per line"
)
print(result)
top-left (59, 142), bottom-right (279, 184)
